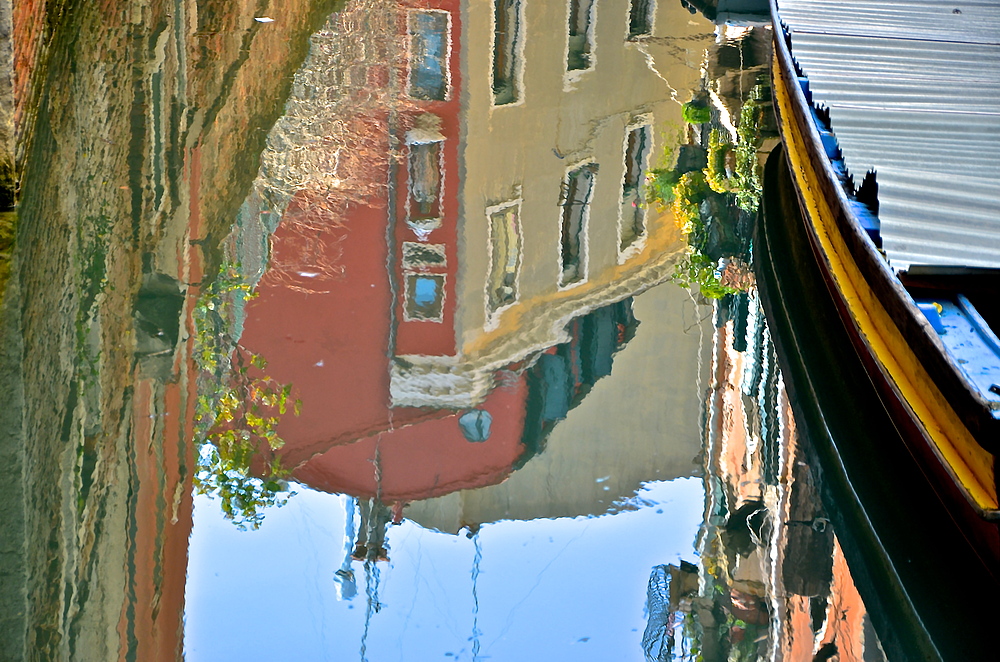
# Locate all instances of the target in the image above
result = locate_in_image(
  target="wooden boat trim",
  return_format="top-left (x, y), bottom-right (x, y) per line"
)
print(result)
top-left (768, 5), bottom-right (998, 518)
top-left (768, 5), bottom-right (1000, 451)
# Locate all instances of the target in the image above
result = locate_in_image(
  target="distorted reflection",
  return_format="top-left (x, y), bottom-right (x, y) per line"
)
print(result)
top-left (0, 0), bottom-right (893, 660)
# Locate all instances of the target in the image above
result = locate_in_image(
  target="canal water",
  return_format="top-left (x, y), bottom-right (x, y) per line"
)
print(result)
top-left (1, 2), bottom-right (886, 661)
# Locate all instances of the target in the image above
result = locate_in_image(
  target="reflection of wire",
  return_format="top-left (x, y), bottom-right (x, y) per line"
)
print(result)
top-left (359, 559), bottom-right (382, 662)
top-left (471, 531), bottom-right (483, 662)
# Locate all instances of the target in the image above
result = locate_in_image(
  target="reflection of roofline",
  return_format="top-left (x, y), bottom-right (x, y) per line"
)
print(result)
top-left (390, 225), bottom-right (684, 408)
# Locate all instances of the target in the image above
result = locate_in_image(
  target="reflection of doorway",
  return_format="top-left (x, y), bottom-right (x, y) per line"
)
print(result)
top-left (567, 0), bottom-right (596, 71)
top-left (620, 124), bottom-right (652, 252)
top-left (560, 163), bottom-right (597, 287)
top-left (492, 0), bottom-right (522, 105)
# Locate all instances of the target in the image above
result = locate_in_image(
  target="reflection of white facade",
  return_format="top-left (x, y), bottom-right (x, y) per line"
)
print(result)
top-left (391, 0), bottom-right (714, 407)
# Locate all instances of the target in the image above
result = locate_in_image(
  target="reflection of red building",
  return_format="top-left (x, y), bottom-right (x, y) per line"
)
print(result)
top-left (295, 377), bottom-right (527, 501)
top-left (239, 0), bottom-right (661, 506)
top-left (239, 0), bottom-right (531, 499)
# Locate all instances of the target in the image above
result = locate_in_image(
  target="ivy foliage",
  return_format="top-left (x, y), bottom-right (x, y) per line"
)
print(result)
top-left (705, 129), bottom-right (735, 195)
top-left (731, 84), bottom-right (768, 212)
top-left (193, 264), bottom-right (301, 530)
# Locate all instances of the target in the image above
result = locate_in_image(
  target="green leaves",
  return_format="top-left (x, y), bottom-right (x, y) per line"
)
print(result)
top-left (682, 100), bottom-right (712, 125)
top-left (192, 262), bottom-right (300, 530)
top-left (672, 253), bottom-right (737, 300)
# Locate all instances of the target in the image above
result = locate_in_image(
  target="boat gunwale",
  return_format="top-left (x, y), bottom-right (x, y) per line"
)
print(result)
top-left (769, 0), bottom-right (998, 520)
top-left (769, 1), bottom-right (999, 453)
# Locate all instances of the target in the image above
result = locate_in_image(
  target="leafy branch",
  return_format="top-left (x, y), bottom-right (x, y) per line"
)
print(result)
top-left (193, 264), bottom-right (301, 530)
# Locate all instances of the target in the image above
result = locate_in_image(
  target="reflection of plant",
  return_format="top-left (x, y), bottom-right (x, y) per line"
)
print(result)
top-left (672, 171), bottom-right (711, 235)
top-left (646, 167), bottom-right (680, 207)
top-left (673, 252), bottom-right (736, 300)
top-left (731, 85), bottom-right (767, 212)
top-left (682, 100), bottom-right (711, 125)
top-left (193, 264), bottom-right (300, 530)
top-left (706, 129), bottom-right (734, 194)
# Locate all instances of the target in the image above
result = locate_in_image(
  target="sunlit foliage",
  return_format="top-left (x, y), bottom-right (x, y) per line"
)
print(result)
top-left (645, 83), bottom-right (771, 301)
top-left (193, 264), bottom-right (300, 530)
top-left (682, 100), bottom-right (712, 125)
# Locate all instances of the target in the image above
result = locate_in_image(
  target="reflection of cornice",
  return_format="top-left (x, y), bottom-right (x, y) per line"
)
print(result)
top-left (389, 355), bottom-right (494, 409)
top-left (390, 211), bottom-right (687, 408)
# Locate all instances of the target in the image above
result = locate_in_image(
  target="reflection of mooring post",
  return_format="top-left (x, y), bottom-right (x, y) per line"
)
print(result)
top-left (333, 495), bottom-right (358, 600)
top-left (358, 498), bottom-right (388, 662)
top-left (354, 497), bottom-right (392, 563)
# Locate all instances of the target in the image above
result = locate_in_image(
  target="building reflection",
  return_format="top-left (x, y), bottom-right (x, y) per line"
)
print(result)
top-left (642, 288), bottom-right (886, 661)
top-left (237, 0), bottom-right (712, 544)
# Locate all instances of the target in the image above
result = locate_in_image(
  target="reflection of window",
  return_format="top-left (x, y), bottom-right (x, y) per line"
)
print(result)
top-left (627, 0), bottom-right (653, 39)
top-left (408, 10), bottom-right (450, 101)
top-left (621, 124), bottom-right (651, 251)
top-left (405, 274), bottom-right (445, 321)
top-left (492, 0), bottom-right (522, 105)
top-left (567, 0), bottom-right (596, 71)
top-left (408, 140), bottom-right (442, 220)
top-left (560, 164), bottom-right (597, 286)
top-left (402, 242), bottom-right (446, 269)
top-left (487, 204), bottom-right (522, 314)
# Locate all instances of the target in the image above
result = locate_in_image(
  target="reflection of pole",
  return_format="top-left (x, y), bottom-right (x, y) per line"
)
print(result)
top-left (359, 558), bottom-right (381, 662)
top-left (333, 495), bottom-right (358, 601)
top-left (471, 530), bottom-right (483, 662)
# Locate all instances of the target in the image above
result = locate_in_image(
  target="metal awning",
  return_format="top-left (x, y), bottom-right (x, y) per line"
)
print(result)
top-left (778, 0), bottom-right (1000, 269)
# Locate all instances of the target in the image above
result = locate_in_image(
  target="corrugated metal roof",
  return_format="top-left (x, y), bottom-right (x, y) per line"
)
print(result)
top-left (778, 0), bottom-right (1000, 269)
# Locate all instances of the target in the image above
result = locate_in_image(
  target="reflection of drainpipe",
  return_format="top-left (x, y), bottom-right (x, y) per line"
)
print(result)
top-left (385, 109), bottom-right (400, 363)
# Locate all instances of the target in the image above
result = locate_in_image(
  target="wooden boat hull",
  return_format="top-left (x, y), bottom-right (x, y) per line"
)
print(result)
top-left (758, 142), bottom-right (999, 661)
top-left (768, 2), bottom-right (998, 529)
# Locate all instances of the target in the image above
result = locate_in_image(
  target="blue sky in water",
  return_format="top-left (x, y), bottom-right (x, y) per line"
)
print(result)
top-left (185, 477), bottom-right (703, 662)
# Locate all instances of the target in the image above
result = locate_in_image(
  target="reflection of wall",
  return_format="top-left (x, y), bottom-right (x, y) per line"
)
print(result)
top-left (406, 282), bottom-right (707, 530)
top-left (4, 1), bottom-right (343, 658)
top-left (685, 291), bottom-right (882, 660)
top-left (391, 0), bottom-right (716, 407)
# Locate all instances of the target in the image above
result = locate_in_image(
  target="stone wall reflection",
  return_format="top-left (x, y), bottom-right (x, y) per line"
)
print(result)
top-left (1, 1), bottom-right (343, 659)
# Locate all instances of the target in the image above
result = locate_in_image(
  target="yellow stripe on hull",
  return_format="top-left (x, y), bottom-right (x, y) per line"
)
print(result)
top-left (772, 52), bottom-right (998, 514)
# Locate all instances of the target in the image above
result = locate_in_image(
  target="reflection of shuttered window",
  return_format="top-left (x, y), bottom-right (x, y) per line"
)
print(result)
top-left (628, 0), bottom-right (653, 40)
top-left (408, 140), bottom-right (441, 220)
top-left (488, 205), bottom-right (522, 313)
top-left (560, 164), bottom-right (597, 286)
top-left (408, 11), bottom-right (449, 101)
top-left (493, 0), bottom-right (521, 105)
top-left (621, 125), bottom-right (651, 250)
top-left (567, 0), bottom-right (595, 71)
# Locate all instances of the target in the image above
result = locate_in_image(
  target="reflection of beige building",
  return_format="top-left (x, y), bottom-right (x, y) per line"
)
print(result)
top-left (407, 281), bottom-right (708, 530)
top-left (391, 0), bottom-right (715, 407)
